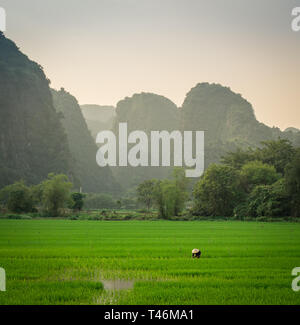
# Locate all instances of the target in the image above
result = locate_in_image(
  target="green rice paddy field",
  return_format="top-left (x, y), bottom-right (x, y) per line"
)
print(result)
top-left (0, 219), bottom-right (300, 305)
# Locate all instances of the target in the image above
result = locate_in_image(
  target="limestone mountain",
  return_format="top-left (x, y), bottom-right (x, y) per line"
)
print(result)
top-left (284, 127), bottom-right (300, 134)
top-left (111, 92), bottom-right (180, 187)
top-left (0, 32), bottom-right (74, 187)
top-left (51, 89), bottom-right (119, 193)
top-left (181, 83), bottom-right (300, 167)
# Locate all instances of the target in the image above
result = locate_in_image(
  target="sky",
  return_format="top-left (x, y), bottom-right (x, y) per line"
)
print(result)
top-left (1, 0), bottom-right (300, 130)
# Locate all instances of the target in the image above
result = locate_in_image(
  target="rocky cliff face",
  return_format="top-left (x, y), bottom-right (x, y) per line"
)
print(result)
top-left (182, 83), bottom-right (300, 167)
top-left (111, 92), bottom-right (180, 187)
top-left (114, 92), bottom-right (180, 132)
top-left (52, 89), bottom-right (119, 193)
top-left (0, 32), bottom-right (74, 187)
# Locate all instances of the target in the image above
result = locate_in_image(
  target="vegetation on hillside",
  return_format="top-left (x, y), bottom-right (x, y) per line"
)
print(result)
top-left (192, 139), bottom-right (300, 218)
top-left (182, 83), bottom-right (300, 168)
top-left (51, 88), bottom-right (119, 194)
top-left (0, 32), bottom-right (74, 188)
top-left (111, 92), bottom-right (180, 188)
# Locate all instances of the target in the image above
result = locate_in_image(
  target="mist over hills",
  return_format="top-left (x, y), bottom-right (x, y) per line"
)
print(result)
top-left (1, 32), bottom-right (299, 193)
top-left (181, 83), bottom-right (300, 166)
top-left (0, 32), bottom-right (74, 188)
top-left (110, 93), bottom-right (180, 187)
top-left (80, 105), bottom-right (115, 139)
top-left (51, 89), bottom-right (119, 193)
top-left (81, 84), bottom-right (300, 188)
top-left (0, 33), bottom-right (118, 193)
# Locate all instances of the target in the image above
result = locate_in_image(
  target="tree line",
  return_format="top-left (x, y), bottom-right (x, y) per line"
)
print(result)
top-left (137, 139), bottom-right (300, 219)
top-left (1, 139), bottom-right (299, 220)
top-left (0, 174), bottom-right (138, 217)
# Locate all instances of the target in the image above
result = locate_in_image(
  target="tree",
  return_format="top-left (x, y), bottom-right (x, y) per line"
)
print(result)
top-left (0, 181), bottom-right (34, 213)
top-left (193, 164), bottom-right (242, 217)
top-left (221, 148), bottom-right (255, 169)
top-left (285, 149), bottom-right (300, 216)
top-left (172, 168), bottom-right (189, 216)
top-left (137, 179), bottom-right (157, 210)
top-left (240, 161), bottom-right (279, 193)
top-left (140, 169), bottom-right (189, 219)
top-left (237, 179), bottom-right (290, 218)
top-left (41, 174), bottom-right (73, 217)
top-left (254, 139), bottom-right (295, 174)
top-left (221, 140), bottom-right (296, 175)
top-left (84, 193), bottom-right (117, 210)
top-left (152, 180), bottom-right (177, 219)
top-left (70, 192), bottom-right (85, 212)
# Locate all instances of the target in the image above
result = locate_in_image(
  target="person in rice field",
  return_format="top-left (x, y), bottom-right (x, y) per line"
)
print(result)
top-left (192, 248), bottom-right (201, 258)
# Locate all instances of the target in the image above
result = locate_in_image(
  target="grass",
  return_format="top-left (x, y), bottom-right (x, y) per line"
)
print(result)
top-left (0, 219), bottom-right (300, 305)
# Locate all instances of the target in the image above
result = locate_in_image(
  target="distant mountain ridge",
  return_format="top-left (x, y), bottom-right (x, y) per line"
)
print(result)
top-left (1, 32), bottom-right (299, 192)
top-left (0, 33), bottom-right (118, 194)
top-left (80, 105), bottom-right (115, 138)
top-left (284, 127), bottom-right (300, 134)
top-left (110, 92), bottom-right (180, 187)
top-left (81, 84), bottom-right (300, 188)
top-left (52, 89), bottom-right (119, 193)
top-left (181, 83), bottom-right (300, 166)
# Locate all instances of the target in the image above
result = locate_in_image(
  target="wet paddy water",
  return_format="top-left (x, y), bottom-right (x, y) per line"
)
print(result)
top-left (102, 279), bottom-right (135, 291)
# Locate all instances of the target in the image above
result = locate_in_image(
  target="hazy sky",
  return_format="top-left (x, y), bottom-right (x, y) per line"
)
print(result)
top-left (2, 0), bottom-right (300, 129)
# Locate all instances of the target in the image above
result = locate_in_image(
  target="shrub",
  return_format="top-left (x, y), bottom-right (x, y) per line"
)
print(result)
top-left (240, 161), bottom-right (280, 193)
top-left (84, 193), bottom-right (117, 210)
top-left (0, 181), bottom-right (35, 213)
top-left (41, 174), bottom-right (73, 217)
top-left (285, 149), bottom-right (300, 217)
top-left (244, 179), bottom-right (290, 218)
top-left (70, 193), bottom-right (85, 211)
top-left (193, 164), bottom-right (243, 217)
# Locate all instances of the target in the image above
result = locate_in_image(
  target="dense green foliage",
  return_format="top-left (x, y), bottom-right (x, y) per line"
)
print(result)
top-left (137, 168), bottom-right (188, 218)
top-left (240, 161), bottom-right (279, 193)
top-left (83, 193), bottom-right (118, 210)
top-left (137, 179), bottom-right (156, 210)
top-left (0, 173), bottom-right (75, 217)
top-left (193, 165), bottom-right (242, 217)
top-left (285, 149), bottom-right (300, 217)
top-left (70, 193), bottom-right (85, 212)
top-left (41, 174), bottom-right (73, 217)
top-left (0, 32), bottom-right (74, 188)
top-left (235, 179), bottom-right (291, 218)
top-left (0, 220), bottom-right (299, 305)
top-left (0, 181), bottom-right (35, 213)
top-left (193, 139), bottom-right (300, 218)
top-left (255, 139), bottom-right (296, 174)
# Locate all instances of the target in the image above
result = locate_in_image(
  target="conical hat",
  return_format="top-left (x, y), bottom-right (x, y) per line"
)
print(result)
top-left (192, 248), bottom-right (200, 254)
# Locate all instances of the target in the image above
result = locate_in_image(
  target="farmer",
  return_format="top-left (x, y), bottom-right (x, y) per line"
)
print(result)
top-left (192, 248), bottom-right (201, 258)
